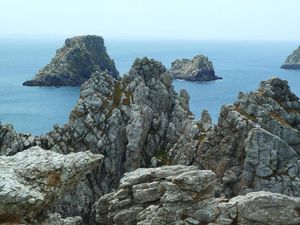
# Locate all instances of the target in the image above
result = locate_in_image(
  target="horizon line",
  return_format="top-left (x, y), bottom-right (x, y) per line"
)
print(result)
top-left (0, 34), bottom-right (299, 43)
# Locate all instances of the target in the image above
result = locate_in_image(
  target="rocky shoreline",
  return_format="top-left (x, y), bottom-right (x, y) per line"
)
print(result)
top-left (1, 40), bottom-right (300, 224)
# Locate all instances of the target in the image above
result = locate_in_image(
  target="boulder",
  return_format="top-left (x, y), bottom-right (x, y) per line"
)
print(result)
top-left (94, 165), bottom-right (216, 225)
top-left (23, 35), bottom-right (119, 86)
top-left (0, 146), bottom-right (103, 224)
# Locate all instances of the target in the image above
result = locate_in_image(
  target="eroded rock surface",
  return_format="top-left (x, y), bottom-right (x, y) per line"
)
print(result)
top-left (169, 54), bottom-right (222, 81)
top-left (32, 57), bottom-right (196, 224)
top-left (23, 35), bottom-right (119, 86)
top-left (95, 165), bottom-right (300, 225)
top-left (281, 45), bottom-right (300, 69)
top-left (95, 165), bottom-right (216, 225)
top-left (196, 77), bottom-right (300, 197)
top-left (0, 123), bottom-right (36, 155)
top-left (0, 146), bottom-right (103, 224)
top-left (39, 213), bottom-right (83, 225)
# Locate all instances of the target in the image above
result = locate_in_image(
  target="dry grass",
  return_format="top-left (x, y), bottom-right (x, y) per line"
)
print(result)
top-left (269, 112), bottom-right (290, 127)
top-left (234, 105), bottom-right (257, 122)
top-left (47, 171), bottom-right (61, 187)
top-left (0, 214), bottom-right (21, 225)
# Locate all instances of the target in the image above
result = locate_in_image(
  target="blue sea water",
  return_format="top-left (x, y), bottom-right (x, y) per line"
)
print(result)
top-left (0, 38), bottom-right (299, 135)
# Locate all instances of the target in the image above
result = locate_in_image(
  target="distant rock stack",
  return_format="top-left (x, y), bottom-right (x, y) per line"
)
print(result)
top-left (169, 54), bottom-right (222, 81)
top-left (281, 45), bottom-right (300, 69)
top-left (23, 35), bottom-right (119, 86)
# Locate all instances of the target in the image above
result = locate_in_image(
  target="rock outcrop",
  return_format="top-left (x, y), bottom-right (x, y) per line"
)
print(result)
top-left (195, 77), bottom-right (300, 197)
top-left (0, 123), bottom-right (36, 156)
top-left (4, 53), bottom-right (300, 225)
top-left (0, 146), bottom-right (103, 224)
top-left (281, 45), bottom-right (300, 69)
top-left (23, 35), bottom-right (119, 86)
top-left (169, 54), bottom-right (222, 81)
top-left (95, 165), bottom-right (300, 225)
top-left (26, 57), bottom-right (195, 224)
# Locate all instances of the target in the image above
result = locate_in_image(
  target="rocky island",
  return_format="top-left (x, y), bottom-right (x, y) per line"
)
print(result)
top-left (1, 56), bottom-right (300, 224)
top-left (281, 45), bottom-right (300, 69)
top-left (169, 54), bottom-right (222, 81)
top-left (23, 35), bottom-right (119, 86)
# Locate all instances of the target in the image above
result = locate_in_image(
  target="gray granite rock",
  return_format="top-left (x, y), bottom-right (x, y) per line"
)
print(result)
top-left (0, 146), bottom-right (103, 224)
top-left (95, 165), bottom-right (300, 225)
top-left (281, 45), bottom-right (300, 69)
top-left (94, 165), bottom-right (216, 225)
top-left (23, 35), bottom-right (119, 86)
top-left (0, 123), bottom-right (36, 155)
top-left (26, 57), bottom-right (194, 224)
top-left (169, 54), bottom-right (222, 81)
top-left (197, 77), bottom-right (300, 197)
top-left (39, 213), bottom-right (83, 225)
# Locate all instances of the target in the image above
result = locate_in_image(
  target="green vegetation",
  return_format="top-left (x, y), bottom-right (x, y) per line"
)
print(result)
top-left (155, 149), bottom-right (171, 165)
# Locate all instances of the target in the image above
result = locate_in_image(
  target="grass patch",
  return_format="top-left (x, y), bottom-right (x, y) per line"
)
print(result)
top-left (269, 112), bottom-right (290, 127)
top-left (234, 104), bottom-right (257, 122)
top-left (285, 108), bottom-right (300, 114)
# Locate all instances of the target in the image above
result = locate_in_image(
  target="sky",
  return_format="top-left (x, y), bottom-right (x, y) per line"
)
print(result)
top-left (0, 0), bottom-right (299, 41)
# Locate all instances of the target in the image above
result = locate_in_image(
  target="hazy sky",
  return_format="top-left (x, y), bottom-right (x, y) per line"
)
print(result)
top-left (1, 0), bottom-right (299, 40)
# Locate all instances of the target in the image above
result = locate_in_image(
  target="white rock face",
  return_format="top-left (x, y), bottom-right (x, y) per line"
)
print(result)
top-left (0, 146), bottom-right (103, 223)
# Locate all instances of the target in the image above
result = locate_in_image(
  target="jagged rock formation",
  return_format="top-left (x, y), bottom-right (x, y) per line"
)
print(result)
top-left (281, 45), bottom-right (300, 69)
top-left (3, 55), bottom-right (300, 225)
top-left (23, 35), bottom-right (119, 86)
top-left (169, 109), bottom-right (213, 165)
top-left (0, 123), bottom-right (36, 155)
top-left (195, 78), bottom-right (300, 197)
top-left (24, 57), bottom-right (195, 224)
top-left (169, 54), bottom-right (222, 81)
top-left (0, 146), bottom-right (103, 224)
top-left (95, 165), bottom-right (300, 225)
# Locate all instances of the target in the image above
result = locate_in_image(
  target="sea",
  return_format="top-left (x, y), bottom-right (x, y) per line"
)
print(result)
top-left (0, 38), bottom-right (299, 135)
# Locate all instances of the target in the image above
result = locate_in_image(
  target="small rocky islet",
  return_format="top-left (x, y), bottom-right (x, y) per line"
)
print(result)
top-left (0, 37), bottom-right (300, 225)
top-left (169, 54), bottom-right (222, 81)
top-left (281, 45), bottom-right (300, 69)
top-left (23, 35), bottom-right (119, 86)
